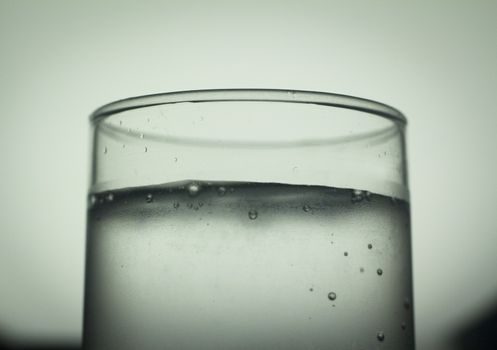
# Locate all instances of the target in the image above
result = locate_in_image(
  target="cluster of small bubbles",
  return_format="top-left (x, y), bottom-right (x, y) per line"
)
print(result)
top-left (187, 182), bottom-right (201, 196)
top-left (368, 243), bottom-right (373, 249)
top-left (173, 201), bottom-right (180, 209)
top-left (377, 332), bottom-right (385, 342)
top-left (377, 268), bottom-right (383, 276)
top-left (103, 146), bottom-right (108, 154)
top-left (302, 205), bottom-right (311, 212)
top-left (404, 298), bottom-right (410, 310)
top-left (217, 186), bottom-right (227, 196)
top-left (106, 193), bottom-right (114, 202)
top-left (401, 322), bottom-right (407, 330)
top-left (344, 252), bottom-right (348, 257)
top-left (328, 292), bottom-right (337, 301)
top-left (146, 193), bottom-right (153, 203)
top-left (351, 189), bottom-right (364, 203)
top-left (248, 210), bottom-right (258, 220)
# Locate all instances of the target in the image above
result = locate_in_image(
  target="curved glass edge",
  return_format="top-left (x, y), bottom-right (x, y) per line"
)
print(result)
top-left (90, 89), bottom-right (407, 126)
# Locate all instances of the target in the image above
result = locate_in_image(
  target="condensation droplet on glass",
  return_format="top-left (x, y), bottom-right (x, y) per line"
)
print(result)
top-left (377, 268), bottom-right (383, 276)
top-left (106, 193), bottom-right (114, 202)
top-left (173, 201), bottom-right (180, 209)
top-left (217, 186), bottom-right (227, 196)
top-left (377, 332), bottom-right (385, 341)
top-left (248, 210), bottom-right (258, 220)
top-left (146, 194), bottom-right (153, 203)
top-left (328, 292), bottom-right (337, 301)
top-left (302, 205), bottom-right (311, 212)
top-left (368, 243), bottom-right (373, 249)
top-left (187, 182), bottom-right (200, 196)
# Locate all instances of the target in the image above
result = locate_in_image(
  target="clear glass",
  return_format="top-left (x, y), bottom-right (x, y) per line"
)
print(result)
top-left (83, 89), bottom-right (414, 349)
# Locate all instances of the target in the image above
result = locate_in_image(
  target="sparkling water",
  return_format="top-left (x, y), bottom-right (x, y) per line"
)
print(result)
top-left (83, 181), bottom-right (414, 349)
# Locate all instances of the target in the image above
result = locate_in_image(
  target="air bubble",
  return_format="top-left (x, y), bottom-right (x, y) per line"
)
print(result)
top-left (248, 210), bottom-right (258, 220)
top-left (351, 189), bottom-right (364, 203)
top-left (302, 205), bottom-right (311, 212)
top-left (146, 194), bottom-right (153, 203)
top-left (198, 202), bottom-right (204, 207)
top-left (217, 186), bottom-right (227, 196)
top-left (173, 201), bottom-right (180, 209)
top-left (140, 133), bottom-right (144, 139)
top-left (328, 292), bottom-right (337, 301)
top-left (144, 146), bottom-right (148, 152)
top-left (360, 267), bottom-right (365, 273)
top-left (368, 243), bottom-right (373, 249)
top-left (365, 191), bottom-right (372, 201)
top-left (89, 195), bottom-right (97, 206)
top-left (344, 252), bottom-right (348, 257)
top-left (187, 203), bottom-right (193, 209)
top-left (119, 120), bottom-right (122, 126)
top-left (401, 322), bottom-right (406, 330)
top-left (106, 193), bottom-right (114, 202)
top-left (122, 144), bottom-right (126, 148)
top-left (187, 182), bottom-right (201, 196)
top-left (404, 298), bottom-right (410, 310)
top-left (309, 288), bottom-right (314, 292)
top-left (377, 268), bottom-right (383, 276)
top-left (174, 157), bottom-right (178, 162)
top-left (377, 332), bottom-right (385, 341)
top-left (103, 147), bottom-right (107, 154)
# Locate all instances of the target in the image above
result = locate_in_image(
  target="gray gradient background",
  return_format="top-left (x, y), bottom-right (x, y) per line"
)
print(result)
top-left (0, 1), bottom-right (496, 349)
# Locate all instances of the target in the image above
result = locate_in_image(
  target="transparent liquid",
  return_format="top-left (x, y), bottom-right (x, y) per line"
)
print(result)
top-left (84, 182), bottom-right (414, 349)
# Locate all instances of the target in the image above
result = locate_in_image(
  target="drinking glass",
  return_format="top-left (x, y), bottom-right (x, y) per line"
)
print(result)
top-left (83, 89), bottom-right (414, 349)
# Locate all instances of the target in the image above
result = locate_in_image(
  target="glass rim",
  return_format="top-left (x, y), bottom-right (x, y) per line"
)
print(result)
top-left (90, 89), bottom-right (407, 125)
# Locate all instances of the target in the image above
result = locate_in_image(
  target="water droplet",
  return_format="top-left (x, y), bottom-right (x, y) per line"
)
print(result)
top-left (404, 298), bottom-right (410, 310)
top-left (360, 267), bottom-right (365, 273)
top-left (144, 146), bottom-right (148, 152)
top-left (377, 332), bottom-right (385, 341)
top-left (401, 322), bottom-right (406, 330)
top-left (302, 205), bottom-right (311, 212)
top-left (351, 189), bottom-right (364, 203)
top-left (309, 288), bottom-right (314, 292)
top-left (344, 252), bottom-right (348, 257)
top-left (173, 201), bottom-right (180, 209)
top-left (248, 210), bottom-right (258, 220)
top-left (187, 182), bottom-right (200, 196)
top-left (368, 243), bottom-right (373, 249)
top-left (103, 147), bottom-right (107, 154)
top-left (140, 133), bottom-right (144, 139)
top-left (217, 186), bottom-right (227, 196)
top-left (377, 268), bottom-right (383, 276)
top-left (146, 194), bottom-right (153, 203)
top-left (328, 292), bottom-right (337, 301)
top-left (106, 193), bottom-right (114, 202)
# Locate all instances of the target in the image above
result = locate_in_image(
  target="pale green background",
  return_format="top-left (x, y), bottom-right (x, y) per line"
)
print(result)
top-left (1, 1), bottom-right (496, 349)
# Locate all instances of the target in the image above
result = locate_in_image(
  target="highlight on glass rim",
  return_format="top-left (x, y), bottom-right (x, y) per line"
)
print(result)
top-left (83, 89), bottom-right (413, 349)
